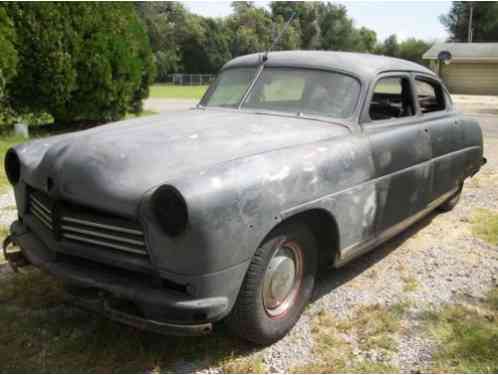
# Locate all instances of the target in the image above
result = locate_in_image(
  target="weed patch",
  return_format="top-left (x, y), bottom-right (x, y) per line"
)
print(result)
top-left (401, 275), bottom-right (419, 292)
top-left (470, 208), bottom-right (498, 245)
top-left (291, 303), bottom-right (406, 373)
top-left (422, 288), bottom-right (498, 373)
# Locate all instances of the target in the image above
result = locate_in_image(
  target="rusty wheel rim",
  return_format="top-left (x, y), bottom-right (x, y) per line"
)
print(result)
top-left (262, 240), bottom-right (304, 319)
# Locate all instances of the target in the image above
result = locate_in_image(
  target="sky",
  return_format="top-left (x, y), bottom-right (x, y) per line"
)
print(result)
top-left (184, 1), bottom-right (451, 42)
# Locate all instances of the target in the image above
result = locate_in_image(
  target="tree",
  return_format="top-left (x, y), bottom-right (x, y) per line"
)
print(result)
top-left (317, 3), bottom-right (358, 51)
top-left (135, 2), bottom-right (187, 80)
top-left (440, 2), bottom-right (498, 42)
top-left (352, 27), bottom-right (378, 53)
top-left (0, 6), bottom-right (17, 121)
top-left (180, 15), bottom-right (232, 74)
top-left (0, 6), bottom-right (16, 100)
top-left (6, 2), bottom-right (154, 125)
top-left (228, 2), bottom-right (273, 56)
top-left (380, 34), bottom-right (401, 57)
top-left (270, 2), bottom-right (320, 49)
top-left (399, 38), bottom-right (431, 65)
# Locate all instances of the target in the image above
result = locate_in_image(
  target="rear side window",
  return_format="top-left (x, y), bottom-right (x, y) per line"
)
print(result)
top-left (415, 78), bottom-right (446, 113)
top-left (369, 77), bottom-right (415, 121)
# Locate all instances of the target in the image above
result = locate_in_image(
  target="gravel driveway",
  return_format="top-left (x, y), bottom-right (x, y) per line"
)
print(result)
top-left (1, 105), bottom-right (497, 372)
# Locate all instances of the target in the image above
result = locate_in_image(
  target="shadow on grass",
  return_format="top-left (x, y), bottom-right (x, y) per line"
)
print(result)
top-left (0, 211), bottom-right (439, 373)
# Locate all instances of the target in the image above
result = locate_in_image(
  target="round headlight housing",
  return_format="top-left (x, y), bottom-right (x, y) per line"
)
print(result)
top-left (5, 149), bottom-right (20, 185)
top-left (151, 185), bottom-right (188, 236)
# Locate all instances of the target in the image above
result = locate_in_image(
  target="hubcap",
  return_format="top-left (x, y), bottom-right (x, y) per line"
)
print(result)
top-left (262, 241), bottom-right (303, 318)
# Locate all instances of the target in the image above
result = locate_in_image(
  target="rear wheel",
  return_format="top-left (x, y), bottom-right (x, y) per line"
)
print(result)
top-left (438, 182), bottom-right (463, 212)
top-left (226, 222), bottom-right (317, 345)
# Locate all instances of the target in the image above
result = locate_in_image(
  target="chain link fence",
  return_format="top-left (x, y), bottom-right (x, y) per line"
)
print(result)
top-left (163, 74), bottom-right (216, 86)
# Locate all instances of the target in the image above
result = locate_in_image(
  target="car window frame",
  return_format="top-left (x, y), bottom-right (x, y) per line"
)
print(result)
top-left (413, 74), bottom-right (449, 116)
top-left (360, 72), bottom-right (418, 130)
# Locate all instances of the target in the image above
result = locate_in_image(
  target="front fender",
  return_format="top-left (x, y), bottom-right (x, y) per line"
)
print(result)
top-left (141, 134), bottom-right (374, 277)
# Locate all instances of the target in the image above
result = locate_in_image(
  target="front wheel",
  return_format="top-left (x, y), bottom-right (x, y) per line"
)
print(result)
top-left (225, 222), bottom-right (317, 345)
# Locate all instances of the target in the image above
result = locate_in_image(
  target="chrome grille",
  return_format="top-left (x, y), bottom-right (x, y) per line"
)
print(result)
top-left (27, 188), bottom-right (147, 256)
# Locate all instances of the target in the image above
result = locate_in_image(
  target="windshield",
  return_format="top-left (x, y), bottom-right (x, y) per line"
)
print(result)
top-left (202, 68), bottom-right (256, 108)
top-left (203, 67), bottom-right (360, 119)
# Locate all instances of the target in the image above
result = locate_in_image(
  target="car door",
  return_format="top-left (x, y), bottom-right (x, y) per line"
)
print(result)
top-left (413, 75), bottom-right (464, 201)
top-left (362, 73), bottom-right (433, 235)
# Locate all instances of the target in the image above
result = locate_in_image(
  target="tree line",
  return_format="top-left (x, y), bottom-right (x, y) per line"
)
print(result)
top-left (136, 1), bottom-right (433, 80)
top-left (4, 1), bottom-right (492, 128)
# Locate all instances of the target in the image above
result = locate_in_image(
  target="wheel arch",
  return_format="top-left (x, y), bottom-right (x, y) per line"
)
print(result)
top-left (259, 208), bottom-right (341, 270)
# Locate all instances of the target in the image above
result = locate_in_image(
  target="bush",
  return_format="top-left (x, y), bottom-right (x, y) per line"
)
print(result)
top-left (5, 3), bottom-right (154, 125)
top-left (0, 6), bottom-right (17, 123)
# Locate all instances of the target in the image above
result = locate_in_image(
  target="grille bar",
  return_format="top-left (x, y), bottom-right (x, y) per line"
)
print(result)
top-left (61, 225), bottom-right (146, 247)
top-left (31, 195), bottom-right (51, 214)
top-left (31, 203), bottom-right (52, 224)
top-left (31, 208), bottom-right (53, 230)
top-left (61, 216), bottom-right (144, 236)
top-left (29, 193), bottom-right (53, 230)
top-left (62, 233), bottom-right (147, 255)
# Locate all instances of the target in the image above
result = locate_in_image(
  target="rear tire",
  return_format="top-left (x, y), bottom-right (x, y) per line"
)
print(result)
top-left (438, 183), bottom-right (463, 212)
top-left (226, 222), bottom-right (317, 345)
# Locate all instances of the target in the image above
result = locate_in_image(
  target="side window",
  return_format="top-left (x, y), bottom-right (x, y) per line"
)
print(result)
top-left (369, 77), bottom-right (415, 121)
top-left (415, 78), bottom-right (446, 113)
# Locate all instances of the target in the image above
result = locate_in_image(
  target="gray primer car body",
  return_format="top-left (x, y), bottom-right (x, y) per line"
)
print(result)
top-left (6, 51), bottom-right (484, 334)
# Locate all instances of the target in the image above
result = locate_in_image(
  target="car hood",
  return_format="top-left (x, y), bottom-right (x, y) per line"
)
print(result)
top-left (16, 109), bottom-right (349, 216)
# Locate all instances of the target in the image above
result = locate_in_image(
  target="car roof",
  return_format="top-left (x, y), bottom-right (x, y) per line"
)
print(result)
top-left (222, 50), bottom-right (436, 82)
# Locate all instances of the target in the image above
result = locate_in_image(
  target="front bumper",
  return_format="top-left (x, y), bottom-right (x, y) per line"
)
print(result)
top-left (6, 221), bottom-right (243, 336)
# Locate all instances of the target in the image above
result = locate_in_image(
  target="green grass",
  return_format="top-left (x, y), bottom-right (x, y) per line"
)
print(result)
top-left (0, 225), bottom-right (8, 264)
top-left (422, 288), bottom-right (498, 373)
top-left (149, 84), bottom-right (207, 99)
top-left (0, 134), bottom-right (27, 193)
top-left (470, 208), bottom-right (498, 246)
top-left (220, 355), bottom-right (267, 373)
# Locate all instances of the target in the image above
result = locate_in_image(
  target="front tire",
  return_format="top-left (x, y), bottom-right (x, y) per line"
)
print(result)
top-left (226, 222), bottom-right (317, 345)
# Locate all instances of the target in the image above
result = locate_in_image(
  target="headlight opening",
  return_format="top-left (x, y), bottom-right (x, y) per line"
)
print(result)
top-left (152, 185), bottom-right (189, 236)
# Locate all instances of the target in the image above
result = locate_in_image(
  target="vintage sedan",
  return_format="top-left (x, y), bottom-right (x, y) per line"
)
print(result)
top-left (4, 51), bottom-right (485, 345)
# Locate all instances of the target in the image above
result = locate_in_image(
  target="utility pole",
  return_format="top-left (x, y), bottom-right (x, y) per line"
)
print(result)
top-left (468, 2), bottom-right (474, 42)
